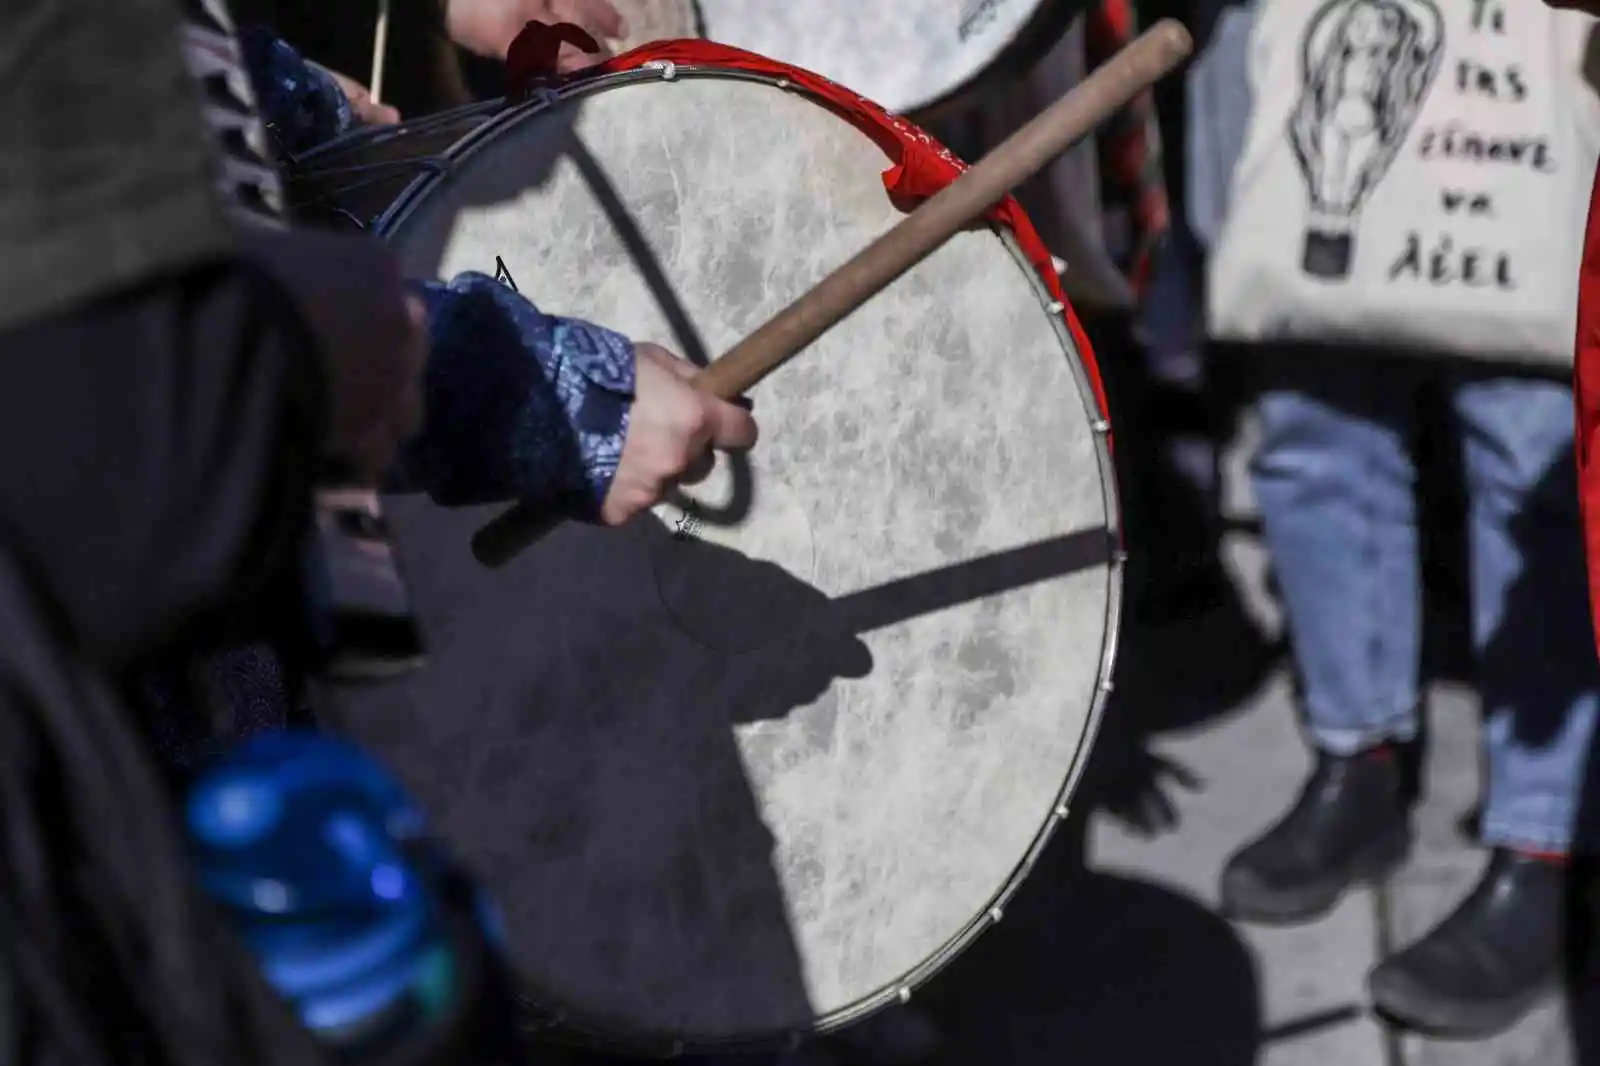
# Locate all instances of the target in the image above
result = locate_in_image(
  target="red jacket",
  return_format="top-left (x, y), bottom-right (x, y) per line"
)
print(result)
top-left (1578, 162), bottom-right (1600, 655)
top-left (1543, 2), bottom-right (1600, 652)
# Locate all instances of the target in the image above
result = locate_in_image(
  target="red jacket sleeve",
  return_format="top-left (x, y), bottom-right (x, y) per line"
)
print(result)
top-left (1575, 158), bottom-right (1600, 660)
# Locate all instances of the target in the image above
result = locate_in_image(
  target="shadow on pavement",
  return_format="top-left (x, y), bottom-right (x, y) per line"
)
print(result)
top-left (905, 802), bottom-right (1261, 1066)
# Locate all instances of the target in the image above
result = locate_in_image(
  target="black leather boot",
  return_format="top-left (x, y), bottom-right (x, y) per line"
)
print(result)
top-left (1368, 849), bottom-right (1566, 1037)
top-left (1220, 748), bottom-right (1411, 923)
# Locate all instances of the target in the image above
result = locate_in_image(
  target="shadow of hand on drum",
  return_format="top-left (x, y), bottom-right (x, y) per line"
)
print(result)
top-left (650, 519), bottom-right (874, 703)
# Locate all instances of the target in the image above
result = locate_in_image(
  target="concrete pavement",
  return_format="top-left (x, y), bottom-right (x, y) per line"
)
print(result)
top-left (1075, 424), bottom-right (1583, 1066)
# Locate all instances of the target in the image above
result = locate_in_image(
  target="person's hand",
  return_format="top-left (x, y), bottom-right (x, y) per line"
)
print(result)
top-left (599, 343), bottom-right (758, 526)
top-left (446, 0), bottom-right (627, 71)
top-left (1547, 0), bottom-right (1600, 12)
top-left (318, 66), bottom-right (401, 125)
top-left (237, 229), bottom-right (427, 483)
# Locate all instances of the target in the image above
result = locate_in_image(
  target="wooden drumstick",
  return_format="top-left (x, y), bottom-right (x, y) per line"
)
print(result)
top-left (370, 0), bottom-right (392, 105)
top-left (471, 18), bottom-right (1193, 568)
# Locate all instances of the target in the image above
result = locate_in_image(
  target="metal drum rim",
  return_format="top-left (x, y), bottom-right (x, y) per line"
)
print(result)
top-left (367, 63), bottom-right (1126, 1056)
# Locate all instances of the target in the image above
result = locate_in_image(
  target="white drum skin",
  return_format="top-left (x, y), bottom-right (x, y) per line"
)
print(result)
top-left (313, 69), bottom-right (1121, 1050)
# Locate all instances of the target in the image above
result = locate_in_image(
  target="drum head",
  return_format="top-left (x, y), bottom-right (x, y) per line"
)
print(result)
top-left (695, 0), bottom-right (1085, 118)
top-left (326, 69), bottom-right (1119, 1050)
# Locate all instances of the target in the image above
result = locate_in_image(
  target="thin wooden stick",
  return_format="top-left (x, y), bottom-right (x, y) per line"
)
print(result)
top-left (370, 0), bottom-right (393, 105)
top-left (471, 18), bottom-right (1194, 568)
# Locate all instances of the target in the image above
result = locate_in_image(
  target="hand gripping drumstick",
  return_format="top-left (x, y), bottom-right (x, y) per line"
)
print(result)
top-left (471, 18), bottom-right (1194, 568)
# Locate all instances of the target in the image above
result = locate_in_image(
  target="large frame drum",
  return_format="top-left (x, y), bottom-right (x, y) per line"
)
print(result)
top-left (298, 55), bottom-right (1122, 1055)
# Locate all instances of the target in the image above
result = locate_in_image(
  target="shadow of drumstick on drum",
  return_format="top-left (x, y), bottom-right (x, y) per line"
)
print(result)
top-left (563, 139), bottom-right (755, 528)
top-left (386, 115), bottom-right (759, 528)
top-left (569, 140), bottom-right (714, 371)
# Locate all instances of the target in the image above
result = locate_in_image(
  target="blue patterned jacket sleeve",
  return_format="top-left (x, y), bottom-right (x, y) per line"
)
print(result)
top-left (238, 28), bottom-right (637, 520)
top-left (397, 274), bottom-right (636, 520)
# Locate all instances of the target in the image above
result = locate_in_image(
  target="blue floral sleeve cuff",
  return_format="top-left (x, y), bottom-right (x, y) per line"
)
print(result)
top-left (396, 273), bottom-right (636, 521)
top-left (236, 26), bottom-right (355, 158)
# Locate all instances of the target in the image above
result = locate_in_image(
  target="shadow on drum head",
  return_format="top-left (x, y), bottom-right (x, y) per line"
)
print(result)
top-left (327, 503), bottom-right (868, 1045)
top-left (327, 491), bottom-right (1116, 1049)
top-left (559, 138), bottom-right (753, 529)
top-left (285, 97), bottom-right (567, 232)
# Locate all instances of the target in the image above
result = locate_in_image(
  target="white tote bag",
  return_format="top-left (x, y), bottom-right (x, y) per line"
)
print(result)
top-left (1206, 0), bottom-right (1600, 369)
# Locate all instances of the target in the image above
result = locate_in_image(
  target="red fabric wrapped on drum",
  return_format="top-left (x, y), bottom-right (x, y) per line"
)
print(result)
top-left (1574, 161), bottom-right (1600, 658)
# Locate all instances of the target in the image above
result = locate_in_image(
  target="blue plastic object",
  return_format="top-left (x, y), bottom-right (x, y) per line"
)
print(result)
top-left (186, 730), bottom-right (461, 1048)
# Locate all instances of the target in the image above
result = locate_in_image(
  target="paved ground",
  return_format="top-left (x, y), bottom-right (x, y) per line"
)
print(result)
top-left (1070, 422), bottom-right (1586, 1066)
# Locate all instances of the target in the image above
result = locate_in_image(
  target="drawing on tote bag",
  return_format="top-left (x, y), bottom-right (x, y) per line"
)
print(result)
top-left (1287, 0), bottom-right (1445, 280)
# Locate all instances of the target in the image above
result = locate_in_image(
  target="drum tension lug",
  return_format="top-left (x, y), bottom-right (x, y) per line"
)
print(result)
top-left (1046, 300), bottom-right (1065, 315)
top-left (645, 60), bottom-right (679, 81)
top-left (896, 985), bottom-right (913, 1005)
top-left (1054, 802), bottom-right (1071, 819)
top-left (1091, 419), bottom-right (1111, 435)
top-left (988, 904), bottom-right (1004, 924)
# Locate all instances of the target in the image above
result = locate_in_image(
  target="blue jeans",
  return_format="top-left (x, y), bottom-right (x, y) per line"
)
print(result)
top-left (1251, 356), bottom-right (1600, 852)
top-left (1185, 0), bottom-right (1257, 254)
